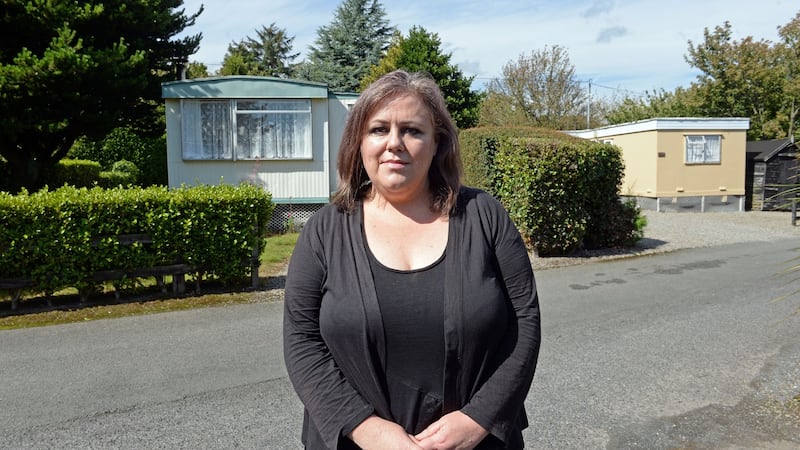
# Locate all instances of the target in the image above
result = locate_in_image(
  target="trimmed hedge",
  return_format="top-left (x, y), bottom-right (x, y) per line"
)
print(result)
top-left (46, 159), bottom-right (102, 189)
top-left (0, 184), bottom-right (274, 295)
top-left (460, 126), bottom-right (642, 256)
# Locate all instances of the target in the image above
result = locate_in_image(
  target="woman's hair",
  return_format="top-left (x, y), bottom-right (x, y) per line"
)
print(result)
top-left (331, 70), bottom-right (462, 214)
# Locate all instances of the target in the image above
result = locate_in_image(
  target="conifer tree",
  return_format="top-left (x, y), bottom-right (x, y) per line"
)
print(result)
top-left (299, 0), bottom-right (394, 92)
top-left (363, 26), bottom-right (482, 129)
top-left (0, 0), bottom-right (202, 192)
top-left (220, 23), bottom-right (299, 77)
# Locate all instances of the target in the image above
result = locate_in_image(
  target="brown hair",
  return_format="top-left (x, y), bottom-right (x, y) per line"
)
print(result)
top-left (331, 70), bottom-right (462, 214)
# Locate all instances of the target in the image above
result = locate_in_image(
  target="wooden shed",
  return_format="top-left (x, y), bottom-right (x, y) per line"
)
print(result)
top-left (745, 139), bottom-right (798, 211)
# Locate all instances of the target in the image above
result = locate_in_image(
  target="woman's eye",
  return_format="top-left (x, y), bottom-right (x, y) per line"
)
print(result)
top-left (369, 127), bottom-right (387, 134)
top-left (404, 128), bottom-right (421, 136)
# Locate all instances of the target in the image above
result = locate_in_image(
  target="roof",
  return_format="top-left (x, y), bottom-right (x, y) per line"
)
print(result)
top-left (565, 117), bottom-right (751, 140)
top-left (745, 138), bottom-right (797, 161)
top-left (161, 76), bottom-right (333, 99)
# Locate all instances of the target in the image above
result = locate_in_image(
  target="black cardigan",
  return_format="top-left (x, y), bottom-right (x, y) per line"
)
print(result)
top-left (283, 187), bottom-right (541, 449)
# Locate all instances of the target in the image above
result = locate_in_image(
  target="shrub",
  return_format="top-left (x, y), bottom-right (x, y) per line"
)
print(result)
top-left (137, 135), bottom-right (168, 186)
top-left (67, 128), bottom-right (168, 187)
top-left (67, 136), bottom-right (102, 164)
top-left (98, 171), bottom-right (137, 188)
top-left (47, 159), bottom-right (102, 188)
top-left (460, 126), bottom-right (641, 256)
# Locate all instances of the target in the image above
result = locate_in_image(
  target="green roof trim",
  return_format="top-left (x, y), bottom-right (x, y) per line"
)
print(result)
top-left (162, 76), bottom-right (330, 99)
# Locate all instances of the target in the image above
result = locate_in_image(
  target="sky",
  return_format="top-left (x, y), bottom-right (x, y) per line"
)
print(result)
top-left (176, 0), bottom-right (798, 98)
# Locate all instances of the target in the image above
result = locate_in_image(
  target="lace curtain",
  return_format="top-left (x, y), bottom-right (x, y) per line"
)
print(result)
top-left (685, 135), bottom-right (721, 164)
top-left (181, 99), bottom-right (311, 160)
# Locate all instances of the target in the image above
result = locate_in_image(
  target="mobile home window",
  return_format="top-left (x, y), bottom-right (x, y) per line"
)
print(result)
top-left (685, 135), bottom-right (721, 164)
top-left (181, 99), bottom-right (312, 160)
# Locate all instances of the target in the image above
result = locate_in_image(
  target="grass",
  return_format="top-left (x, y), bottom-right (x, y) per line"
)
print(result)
top-left (0, 232), bottom-right (299, 330)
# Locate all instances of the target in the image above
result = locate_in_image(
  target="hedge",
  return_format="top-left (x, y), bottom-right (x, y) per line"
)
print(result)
top-left (460, 126), bottom-right (642, 256)
top-left (0, 184), bottom-right (274, 295)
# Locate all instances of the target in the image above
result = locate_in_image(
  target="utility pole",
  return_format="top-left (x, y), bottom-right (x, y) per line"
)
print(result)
top-left (586, 80), bottom-right (592, 129)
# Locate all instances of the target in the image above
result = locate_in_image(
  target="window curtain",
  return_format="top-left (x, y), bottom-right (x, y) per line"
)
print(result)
top-left (235, 100), bottom-right (311, 159)
top-left (181, 100), bottom-right (232, 159)
top-left (686, 135), bottom-right (721, 164)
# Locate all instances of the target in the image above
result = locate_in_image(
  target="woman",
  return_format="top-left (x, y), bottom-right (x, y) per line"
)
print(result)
top-left (283, 70), bottom-right (541, 449)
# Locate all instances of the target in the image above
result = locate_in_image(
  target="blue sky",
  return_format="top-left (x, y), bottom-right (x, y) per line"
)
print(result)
top-left (177, 0), bottom-right (797, 98)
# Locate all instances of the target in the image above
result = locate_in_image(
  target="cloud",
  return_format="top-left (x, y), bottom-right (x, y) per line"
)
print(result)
top-left (583, 0), bottom-right (615, 18)
top-left (596, 26), bottom-right (628, 43)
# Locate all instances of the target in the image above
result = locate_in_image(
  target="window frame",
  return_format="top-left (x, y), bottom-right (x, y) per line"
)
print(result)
top-left (684, 134), bottom-right (722, 165)
top-left (180, 99), bottom-right (313, 161)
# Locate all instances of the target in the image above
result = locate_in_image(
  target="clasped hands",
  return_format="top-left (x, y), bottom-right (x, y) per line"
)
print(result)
top-left (349, 410), bottom-right (489, 450)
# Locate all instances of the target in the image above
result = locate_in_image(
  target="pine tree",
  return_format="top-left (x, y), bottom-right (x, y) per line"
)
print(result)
top-left (301, 0), bottom-right (395, 92)
top-left (219, 23), bottom-right (299, 77)
top-left (0, 0), bottom-right (202, 192)
top-left (361, 26), bottom-right (482, 129)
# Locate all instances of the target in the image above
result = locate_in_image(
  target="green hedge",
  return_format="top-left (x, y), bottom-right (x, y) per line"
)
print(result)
top-left (0, 184), bottom-right (274, 294)
top-left (46, 159), bottom-right (102, 188)
top-left (460, 126), bottom-right (642, 256)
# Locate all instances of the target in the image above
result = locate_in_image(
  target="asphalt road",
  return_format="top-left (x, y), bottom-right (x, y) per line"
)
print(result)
top-left (1, 239), bottom-right (799, 449)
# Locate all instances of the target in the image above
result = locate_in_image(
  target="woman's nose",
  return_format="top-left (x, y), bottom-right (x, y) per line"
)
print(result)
top-left (386, 127), bottom-right (404, 151)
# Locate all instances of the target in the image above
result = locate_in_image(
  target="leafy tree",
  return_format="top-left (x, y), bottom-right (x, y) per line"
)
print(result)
top-left (685, 21), bottom-right (787, 139)
top-left (777, 11), bottom-right (800, 139)
top-left (299, 0), bottom-right (395, 91)
top-left (185, 60), bottom-right (209, 79)
top-left (0, 0), bottom-right (202, 192)
top-left (480, 45), bottom-right (587, 130)
top-left (219, 23), bottom-right (299, 77)
top-left (603, 87), bottom-right (701, 125)
top-left (361, 26), bottom-right (482, 129)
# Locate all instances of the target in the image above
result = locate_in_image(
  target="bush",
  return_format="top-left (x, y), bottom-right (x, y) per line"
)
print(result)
top-left (460, 126), bottom-right (642, 256)
top-left (98, 170), bottom-right (137, 188)
top-left (67, 136), bottom-right (102, 164)
top-left (47, 159), bottom-right (102, 188)
top-left (67, 128), bottom-right (168, 187)
top-left (137, 135), bottom-right (168, 186)
top-left (0, 184), bottom-right (275, 294)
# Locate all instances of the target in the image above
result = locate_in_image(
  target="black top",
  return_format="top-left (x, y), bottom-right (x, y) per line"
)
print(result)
top-left (366, 242), bottom-right (446, 433)
top-left (283, 187), bottom-right (541, 450)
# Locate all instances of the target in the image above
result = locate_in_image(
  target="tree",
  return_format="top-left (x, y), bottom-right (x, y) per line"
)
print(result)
top-left (685, 21), bottom-right (787, 139)
top-left (777, 11), bottom-right (800, 139)
top-left (0, 0), bottom-right (202, 192)
top-left (219, 23), bottom-right (299, 77)
top-left (603, 87), bottom-right (702, 125)
top-left (480, 45), bottom-right (586, 130)
top-left (361, 26), bottom-right (482, 129)
top-left (185, 61), bottom-right (209, 79)
top-left (299, 0), bottom-right (395, 91)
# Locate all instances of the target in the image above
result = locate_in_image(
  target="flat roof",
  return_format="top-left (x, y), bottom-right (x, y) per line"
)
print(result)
top-left (162, 76), bottom-right (331, 99)
top-left (565, 117), bottom-right (751, 139)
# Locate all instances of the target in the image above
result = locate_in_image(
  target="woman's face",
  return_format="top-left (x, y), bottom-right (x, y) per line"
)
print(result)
top-left (360, 93), bottom-right (437, 204)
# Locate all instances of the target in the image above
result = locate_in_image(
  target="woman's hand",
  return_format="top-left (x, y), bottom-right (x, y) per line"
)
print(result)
top-left (414, 411), bottom-right (489, 450)
top-left (348, 415), bottom-right (424, 450)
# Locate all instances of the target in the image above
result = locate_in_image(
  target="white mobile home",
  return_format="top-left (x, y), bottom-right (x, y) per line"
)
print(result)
top-left (162, 76), bottom-right (358, 227)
